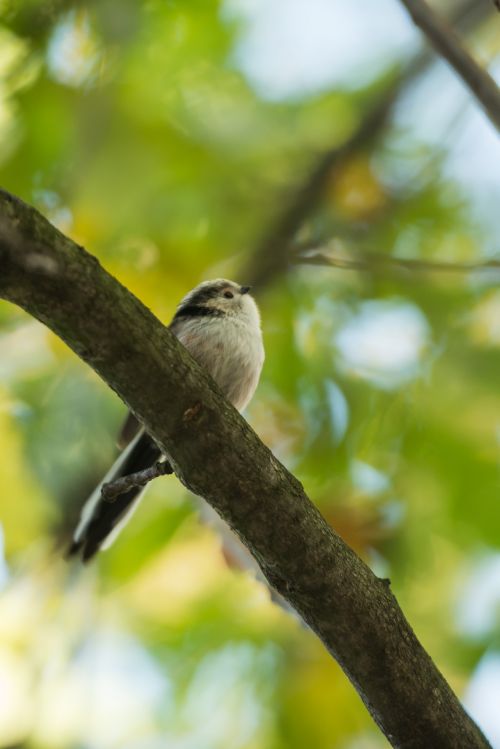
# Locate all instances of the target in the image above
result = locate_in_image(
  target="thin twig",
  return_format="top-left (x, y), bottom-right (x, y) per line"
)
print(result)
top-left (295, 247), bottom-right (500, 276)
top-left (399, 0), bottom-right (500, 131)
top-left (102, 460), bottom-right (173, 501)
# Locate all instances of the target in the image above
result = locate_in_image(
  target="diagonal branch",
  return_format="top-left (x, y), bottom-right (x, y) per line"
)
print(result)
top-left (398, 0), bottom-right (500, 131)
top-left (0, 188), bottom-right (491, 749)
top-left (244, 88), bottom-right (398, 290)
top-left (242, 0), bottom-right (494, 290)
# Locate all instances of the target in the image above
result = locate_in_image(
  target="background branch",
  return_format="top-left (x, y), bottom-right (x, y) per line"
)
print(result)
top-left (242, 0), bottom-right (494, 290)
top-left (294, 246), bottom-right (500, 276)
top-left (0, 188), bottom-right (491, 749)
top-left (398, 0), bottom-right (500, 131)
top-left (244, 89), bottom-right (398, 289)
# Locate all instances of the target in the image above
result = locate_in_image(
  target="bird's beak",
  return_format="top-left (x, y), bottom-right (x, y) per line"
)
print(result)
top-left (240, 286), bottom-right (251, 295)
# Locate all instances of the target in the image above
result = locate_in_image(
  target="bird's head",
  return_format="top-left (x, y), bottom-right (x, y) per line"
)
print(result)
top-left (174, 279), bottom-right (260, 326)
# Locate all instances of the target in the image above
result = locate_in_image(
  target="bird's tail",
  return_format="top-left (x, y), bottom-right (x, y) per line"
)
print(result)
top-left (67, 430), bottom-right (162, 562)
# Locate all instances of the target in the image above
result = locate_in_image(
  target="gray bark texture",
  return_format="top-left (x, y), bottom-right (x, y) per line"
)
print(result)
top-left (0, 188), bottom-right (491, 749)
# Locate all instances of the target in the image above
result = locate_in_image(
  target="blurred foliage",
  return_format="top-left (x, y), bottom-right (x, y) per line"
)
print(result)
top-left (1, 0), bottom-right (500, 747)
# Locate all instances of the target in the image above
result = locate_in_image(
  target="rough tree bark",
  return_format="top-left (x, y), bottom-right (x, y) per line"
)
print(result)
top-left (0, 189), bottom-right (491, 748)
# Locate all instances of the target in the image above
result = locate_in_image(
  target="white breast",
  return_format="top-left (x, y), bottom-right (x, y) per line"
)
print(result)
top-left (175, 314), bottom-right (264, 412)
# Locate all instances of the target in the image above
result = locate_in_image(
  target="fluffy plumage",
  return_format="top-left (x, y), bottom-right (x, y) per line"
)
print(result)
top-left (68, 279), bottom-right (264, 561)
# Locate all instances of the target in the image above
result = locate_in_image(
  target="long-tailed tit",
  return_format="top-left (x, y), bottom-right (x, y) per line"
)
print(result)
top-left (68, 279), bottom-right (264, 561)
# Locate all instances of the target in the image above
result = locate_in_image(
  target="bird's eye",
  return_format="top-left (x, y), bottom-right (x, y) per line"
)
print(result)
top-left (224, 291), bottom-right (234, 299)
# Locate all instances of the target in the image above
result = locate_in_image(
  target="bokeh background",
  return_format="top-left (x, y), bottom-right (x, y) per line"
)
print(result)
top-left (1, 0), bottom-right (500, 747)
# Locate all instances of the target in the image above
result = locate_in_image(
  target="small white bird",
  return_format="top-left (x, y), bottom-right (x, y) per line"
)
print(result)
top-left (68, 279), bottom-right (265, 562)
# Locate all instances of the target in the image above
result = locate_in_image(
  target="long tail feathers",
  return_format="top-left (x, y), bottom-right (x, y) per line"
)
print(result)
top-left (69, 428), bottom-right (299, 619)
top-left (68, 430), bottom-right (162, 562)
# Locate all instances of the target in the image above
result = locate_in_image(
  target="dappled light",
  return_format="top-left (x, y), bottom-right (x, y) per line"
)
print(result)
top-left (1, 0), bottom-right (500, 746)
top-left (335, 299), bottom-right (430, 389)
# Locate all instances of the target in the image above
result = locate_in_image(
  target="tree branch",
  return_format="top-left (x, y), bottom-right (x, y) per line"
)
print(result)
top-left (243, 88), bottom-right (398, 290)
top-left (242, 0), bottom-right (494, 291)
top-left (101, 459), bottom-right (173, 501)
top-left (0, 188), bottom-right (491, 748)
top-left (294, 246), bottom-right (500, 276)
top-left (398, 0), bottom-right (500, 131)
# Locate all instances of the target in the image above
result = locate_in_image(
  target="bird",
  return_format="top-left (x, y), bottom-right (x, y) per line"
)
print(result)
top-left (68, 279), bottom-right (265, 562)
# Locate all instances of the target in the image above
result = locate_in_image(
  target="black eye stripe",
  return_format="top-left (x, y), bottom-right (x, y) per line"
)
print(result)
top-left (186, 284), bottom-right (226, 306)
top-left (175, 281), bottom-right (239, 319)
top-left (173, 305), bottom-right (225, 320)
